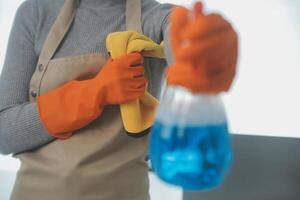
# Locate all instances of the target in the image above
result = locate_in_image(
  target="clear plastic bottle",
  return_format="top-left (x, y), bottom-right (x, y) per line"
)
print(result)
top-left (149, 85), bottom-right (232, 190)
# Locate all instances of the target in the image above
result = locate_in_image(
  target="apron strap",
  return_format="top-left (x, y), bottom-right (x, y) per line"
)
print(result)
top-left (37, 0), bottom-right (142, 66)
top-left (125, 0), bottom-right (153, 100)
top-left (29, 0), bottom-right (77, 100)
top-left (126, 0), bottom-right (142, 33)
top-left (38, 0), bottom-right (142, 63)
top-left (37, 0), bottom-right (77, 63)
top-left (29, 0), bottom-right (142, 100)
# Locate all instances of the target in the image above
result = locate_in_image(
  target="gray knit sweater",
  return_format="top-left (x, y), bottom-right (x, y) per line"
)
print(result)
top-left (0, 0), bottom-right (174, 155)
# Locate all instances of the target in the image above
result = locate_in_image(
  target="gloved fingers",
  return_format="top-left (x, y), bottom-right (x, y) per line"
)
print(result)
top-left (112, 52), bottom-right (143, 68)
top-left (211, 45), bottom-right (237, 76)
top-left (167, 2), bottom-right (238, 93)
top-left (167, 42), bottom-right (237, 79)
top-left (176, 30), bottom-right (237, 61)
top-left (125, 52), bottom-right (144, 66)
top-left (192, 36), bottom-right (237, 75)
top-left (166, 63), bottom-right (211, 90)
top-left (197, 29), bottom-right (238, 73)
top-left (128, 76), bottom-right (148, 88)
top-left (196, 72), bottom-right (235, 92)
top-left (167, 71), bottom-right (225, 93)
top-left (123, 81), bottom-right (148, 101)
top-left (181, 14), bottom-right (232, 41)
top-left (166, 62), bottom-right (197, 84)
top-left (193, 1), bottom-right (204, 17)
top-left (128, 65), bottom-right (145, 78)
top-left (170, 6), bottom-right (190, 50)
top-left (167, 62), bottom-right (236, 93)
top-left (206, 51), bottom-right (237, 82)
top-left (171, 6), bottom-right (189, 35)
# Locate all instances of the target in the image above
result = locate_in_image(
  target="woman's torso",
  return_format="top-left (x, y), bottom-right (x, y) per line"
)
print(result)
top-left (11, 0), bottom-right (172, 200)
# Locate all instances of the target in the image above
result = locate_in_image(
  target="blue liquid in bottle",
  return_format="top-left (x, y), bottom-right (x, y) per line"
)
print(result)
top-left (150, 122), bottom-right (232, 190)
top-left (149, 86), bottom-right (232, 190)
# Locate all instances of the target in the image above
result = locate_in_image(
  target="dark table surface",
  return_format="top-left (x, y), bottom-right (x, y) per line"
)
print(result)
top-left (184, 134), bottom-right (300, 200)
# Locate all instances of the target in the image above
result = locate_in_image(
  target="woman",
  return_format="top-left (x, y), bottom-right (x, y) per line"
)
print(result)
top-left (0, 0), bottom-right (237, 199)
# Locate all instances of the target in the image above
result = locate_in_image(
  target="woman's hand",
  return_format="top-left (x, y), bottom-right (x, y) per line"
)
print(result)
top-left (95, 52), bottom-right (147, 105)
top-left (167, 2), bottom-right (238, 93)
top-left (37, 53), bottom-right (147, 138)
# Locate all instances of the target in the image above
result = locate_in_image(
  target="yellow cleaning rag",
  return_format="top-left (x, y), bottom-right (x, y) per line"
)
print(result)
top-left (106, 31), bottom-right (165, 136)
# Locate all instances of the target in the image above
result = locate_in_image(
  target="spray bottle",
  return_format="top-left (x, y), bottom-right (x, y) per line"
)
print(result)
top-left (149, 2), bottom-right (233, 190)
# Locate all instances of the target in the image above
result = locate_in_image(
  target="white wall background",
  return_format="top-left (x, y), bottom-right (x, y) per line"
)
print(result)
top-left (0, 0), bottom-right (300, 199)
top-left (159, 0), bottom-right (300, 138)
top-left (0, 1), bottom-right (25, 199)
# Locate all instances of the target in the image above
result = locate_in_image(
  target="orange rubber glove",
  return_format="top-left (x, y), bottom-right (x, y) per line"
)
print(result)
top-left (167, 2), bottom-right (238, 93)
top-left (37, 53), bottom-right (147, 139)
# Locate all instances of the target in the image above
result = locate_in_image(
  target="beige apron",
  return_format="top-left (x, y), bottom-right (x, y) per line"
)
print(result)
top-left (11, 0), bottom-right (152, 199)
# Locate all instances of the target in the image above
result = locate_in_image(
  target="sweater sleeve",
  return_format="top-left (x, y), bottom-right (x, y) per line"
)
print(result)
top-left (0, 0), bottom-right (54, 155)
top-left (145, 1), bottom-right (174, 65)
top-left (162, 19), bottom-right (174, 65)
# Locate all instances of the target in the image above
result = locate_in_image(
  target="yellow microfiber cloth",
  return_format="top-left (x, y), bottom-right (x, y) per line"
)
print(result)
top-left (106, 31), bottom-right (165, 136)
